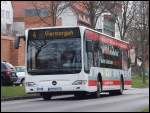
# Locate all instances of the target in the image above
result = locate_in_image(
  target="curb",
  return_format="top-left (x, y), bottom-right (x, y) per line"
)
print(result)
top-left (1, 95), bottom-right (41, 101)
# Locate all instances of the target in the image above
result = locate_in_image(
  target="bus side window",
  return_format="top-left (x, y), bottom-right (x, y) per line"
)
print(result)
top-left (93, 41), bottom-right (100, 67)
top-left (86, 40), bottom-right (93, 52)
top-left (85, 39), bottom-right (94, 73)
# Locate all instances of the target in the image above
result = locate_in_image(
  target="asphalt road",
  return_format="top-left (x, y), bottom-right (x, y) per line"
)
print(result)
top-left (1, 88), bottom-right (149, 112)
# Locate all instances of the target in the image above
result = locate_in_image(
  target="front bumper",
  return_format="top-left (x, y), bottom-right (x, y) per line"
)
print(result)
top-left (25, 85), bottom-right (88, 93)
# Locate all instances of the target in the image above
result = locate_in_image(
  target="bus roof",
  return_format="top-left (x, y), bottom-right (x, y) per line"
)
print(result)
top-left (81, 26), bottom-right (129, 44)
top-left (25, 26), bottom-right (129, 44)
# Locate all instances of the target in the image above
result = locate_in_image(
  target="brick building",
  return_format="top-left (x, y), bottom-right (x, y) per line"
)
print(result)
top-left (1, 1), bottom-right (24, 66)
top-left (1, 36), bottom-right (25, 65)
top-left (12, 1), bottom-right (90, 30)
top-left (12, 1), bottom-right (62, 30)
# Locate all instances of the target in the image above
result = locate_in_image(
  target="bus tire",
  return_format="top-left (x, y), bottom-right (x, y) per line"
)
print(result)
top-left (119, 76), bottom-right (124, 95)
top-left (41, 93), bottom-right (52, 100)
top-left (92, 77), bottom-right (102, 98)
top-left (21, 79), bottom-right (25, 86)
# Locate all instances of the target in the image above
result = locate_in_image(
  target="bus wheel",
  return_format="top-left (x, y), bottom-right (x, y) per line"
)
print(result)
top-left (92, 79), bottom-right (102, 98)
top-left (119, 77), bottom-right (124, 95)
top-left (21, 79), bottom-right (25, 86)
top-left (41, 93), bottom-right (52, 100)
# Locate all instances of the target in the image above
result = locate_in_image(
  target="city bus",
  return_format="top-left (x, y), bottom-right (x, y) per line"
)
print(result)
top-left (15, 26), bottom-right (131, 100)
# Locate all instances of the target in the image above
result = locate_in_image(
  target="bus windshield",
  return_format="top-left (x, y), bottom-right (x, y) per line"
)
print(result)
top-left (27, 28), bottom-right (81, 75)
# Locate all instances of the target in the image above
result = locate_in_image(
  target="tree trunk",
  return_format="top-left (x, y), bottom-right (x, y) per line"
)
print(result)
top-left (141, 31), bottom-right (146, 83)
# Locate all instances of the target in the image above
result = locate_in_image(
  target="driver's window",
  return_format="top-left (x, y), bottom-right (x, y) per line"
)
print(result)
top-left (85, 39), bottom-right (94, 73)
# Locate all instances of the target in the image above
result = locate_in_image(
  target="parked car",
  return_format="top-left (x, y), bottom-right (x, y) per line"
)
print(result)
top-left (1, 61), bottom-right (18, 86)
top-left (14, 66), bottom-right (26, 86)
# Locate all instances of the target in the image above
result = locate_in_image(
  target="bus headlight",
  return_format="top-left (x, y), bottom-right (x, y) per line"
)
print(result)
top-left (72, 80), bottom-right (87, 85)
top-left (26, 82), bottom-right (36, 87)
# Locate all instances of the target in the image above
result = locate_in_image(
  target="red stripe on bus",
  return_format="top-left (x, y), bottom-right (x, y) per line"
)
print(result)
top-left (102, 80), bottom-right (120, 85)
top-left (88, 80), bottom-right (97, 86)
top-left (88, 80), bottom-right (132, 86)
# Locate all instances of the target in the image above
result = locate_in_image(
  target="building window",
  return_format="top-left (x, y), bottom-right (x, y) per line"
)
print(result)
top-left (6, 24), bottom-right (12, 35)
top-left (6, 11), bottom-right (10, 18)
top-left (39, 9), bottom-right (48, 17)
top-left (103, 15), bottom-right (116, 37)
top-left (25, 9), bottom-right (36, 16)
top-left (25, 8), bottom-right (48, 17)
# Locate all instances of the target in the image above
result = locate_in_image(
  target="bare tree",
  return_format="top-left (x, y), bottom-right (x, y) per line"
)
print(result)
top-left (126, 1), bottom-right (149, 83)
top-left (76, 1), bottom-right (116, 29)
top-left (110, 1), bottom-right (138, 40)
top-left (134, 1), bottom-right (149, 83)
top-left (32, 1), bottom-right (71, 26)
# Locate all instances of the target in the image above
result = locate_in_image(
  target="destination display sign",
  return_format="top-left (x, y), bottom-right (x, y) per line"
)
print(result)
top-left (28, 28), bottom-right (80, 40)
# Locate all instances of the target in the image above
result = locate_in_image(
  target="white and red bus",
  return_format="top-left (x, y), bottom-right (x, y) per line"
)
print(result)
top-left (15, 26), bottom-right (131, 100)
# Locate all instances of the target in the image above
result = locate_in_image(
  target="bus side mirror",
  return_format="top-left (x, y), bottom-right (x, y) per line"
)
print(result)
top-left (15, 34), bottom-right (25, 49)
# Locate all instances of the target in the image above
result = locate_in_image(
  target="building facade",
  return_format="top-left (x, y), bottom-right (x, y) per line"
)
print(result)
top-left (59, 5), bottom-right (91, 27)
top-left (1, 1), bottom-right (13, 35)
top-left (1, 1), bottom-right (25, 66)
top-left (12, 1), bottom-right (62, 33)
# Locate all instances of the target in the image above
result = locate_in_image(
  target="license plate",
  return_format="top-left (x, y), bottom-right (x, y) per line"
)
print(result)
top-left (48, 87), bottom-right (62, 92)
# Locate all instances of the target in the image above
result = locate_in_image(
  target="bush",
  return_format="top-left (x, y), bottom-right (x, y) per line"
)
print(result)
top-left (132, 74), bottom-right (149, 88)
